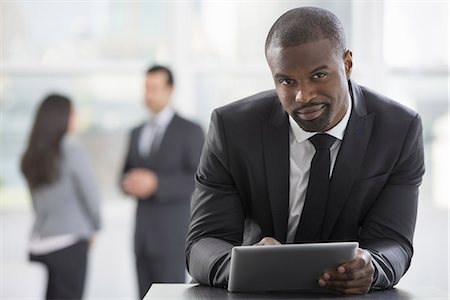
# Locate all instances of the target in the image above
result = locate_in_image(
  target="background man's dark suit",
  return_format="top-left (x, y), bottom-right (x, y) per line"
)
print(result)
top-left (123, 113), bottom-right (204, 297)
top-left (186, 80), bottom-right (425, 290)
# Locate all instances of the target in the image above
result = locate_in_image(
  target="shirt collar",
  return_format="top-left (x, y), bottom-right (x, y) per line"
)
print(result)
top-left (148, 106), bottom-right (175, 128)
top-left (289, 93), bottom-right (352, 143)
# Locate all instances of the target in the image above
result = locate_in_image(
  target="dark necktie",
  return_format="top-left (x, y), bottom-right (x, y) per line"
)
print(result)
top-left (149, 123), bottom-right (162, 159)
top-left (294, 134), bottom-right (336, 242)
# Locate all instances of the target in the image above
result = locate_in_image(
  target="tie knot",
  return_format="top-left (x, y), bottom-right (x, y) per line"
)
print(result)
top-left (309, 134), bottom-right (336, 150)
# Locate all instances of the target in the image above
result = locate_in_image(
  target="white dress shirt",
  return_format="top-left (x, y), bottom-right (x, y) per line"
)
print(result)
top-left (138, 106), bottom-right (175, 158)
top-left (286, 96), bottom-right (352, 243)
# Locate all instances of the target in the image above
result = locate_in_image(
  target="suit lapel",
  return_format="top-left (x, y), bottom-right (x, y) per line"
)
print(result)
top-left (261, 99), bottom-right (290, 243)
top-left (321, 80), bottom-right (375, 239)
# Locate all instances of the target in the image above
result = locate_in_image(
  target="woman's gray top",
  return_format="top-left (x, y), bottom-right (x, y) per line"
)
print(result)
top-left (30, 136), bottom-right (101, 240)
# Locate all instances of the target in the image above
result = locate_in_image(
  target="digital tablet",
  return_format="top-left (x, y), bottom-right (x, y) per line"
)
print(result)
top-left (227, 241), bottom-right (358, 293)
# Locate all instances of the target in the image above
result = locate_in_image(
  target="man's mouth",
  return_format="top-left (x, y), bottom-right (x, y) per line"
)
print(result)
top-left (296, 104), bottom-right (326, 121)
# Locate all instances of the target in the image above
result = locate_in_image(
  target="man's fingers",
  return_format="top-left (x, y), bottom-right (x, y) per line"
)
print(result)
top-left (339, 252), bottom-right (368, 271)
top-left (124, 180), bottom-right (136, 191)
top-left (124, 179), bottom-right (144, 196)
top-left (334, 286), bottom-right (370, 295)
top-left (329, 249), bottom-right (371, 279)
top-left (322, 275), bottom-right (372, 290)
top-left (355, 248), bottom-right (371, 265)
top-left (254, 237), bottom-right (281, 245)
top-left (318, 248), bottom-right (374, 295)
top-left (123, 180), bottom-right (133, 193)
top-left (123, 175), bottom-right (138, 187)
top-left (325, 264), bottom-right (367, 281)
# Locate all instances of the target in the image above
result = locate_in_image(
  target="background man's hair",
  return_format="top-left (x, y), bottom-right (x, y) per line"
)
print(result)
top-left (147, 65), bottom-right (174, 86)
top-left (265, 7), bottom-right (346, 55)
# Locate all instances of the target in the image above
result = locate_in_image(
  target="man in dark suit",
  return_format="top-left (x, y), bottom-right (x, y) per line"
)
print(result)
top-left (186, 7), bottom-right (424, 295)
top-left (121, 65), bottom-right (204, 299)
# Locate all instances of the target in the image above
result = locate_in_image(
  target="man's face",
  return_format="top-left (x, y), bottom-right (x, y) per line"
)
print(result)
top-left (145, 71), bottom-right (173, 114)
top-left (266, 39), bottom-right (352, 132)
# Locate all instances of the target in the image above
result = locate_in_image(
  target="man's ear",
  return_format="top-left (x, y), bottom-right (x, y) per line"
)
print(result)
top-left (344, 50), bottom-right (353, 79)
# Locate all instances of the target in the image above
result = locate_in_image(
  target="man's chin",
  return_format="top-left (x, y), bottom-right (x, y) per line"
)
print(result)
top-left (293, 116), bottom-right (330, 133)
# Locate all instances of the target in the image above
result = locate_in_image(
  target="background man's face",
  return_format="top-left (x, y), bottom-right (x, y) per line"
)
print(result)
top-left (266, 39), bottom-right (352, 132)
top-left (145, 71), bottom-right (173, 114)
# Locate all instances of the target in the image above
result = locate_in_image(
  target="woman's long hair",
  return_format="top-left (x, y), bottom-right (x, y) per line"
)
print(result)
top-left (21, 94), bottom-right (72, 189)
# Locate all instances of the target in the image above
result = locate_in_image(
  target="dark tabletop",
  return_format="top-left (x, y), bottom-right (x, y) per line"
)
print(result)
top-left (144, 284), bottom-right (448, 300)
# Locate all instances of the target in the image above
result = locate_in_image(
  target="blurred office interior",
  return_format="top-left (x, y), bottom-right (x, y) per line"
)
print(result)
top-left (1, 1), bottom-right (448, 299)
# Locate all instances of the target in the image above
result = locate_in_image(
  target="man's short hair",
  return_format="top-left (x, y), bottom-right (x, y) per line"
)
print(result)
top-left (147, 65), bottom-right (174, 86)
top-left (265, 7), bottom-right (346, 55)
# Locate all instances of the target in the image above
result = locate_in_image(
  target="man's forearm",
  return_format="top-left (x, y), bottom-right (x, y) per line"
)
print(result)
top-left (187, 237), bottom-right (234, 286)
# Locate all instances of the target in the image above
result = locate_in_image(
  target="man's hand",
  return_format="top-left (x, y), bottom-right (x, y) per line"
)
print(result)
top-left (318, 248), bottom-right (375, 295)
top-left (122, 168), bottom-right (159, 199)
top-left (254, 237), bottom-right (281, 246)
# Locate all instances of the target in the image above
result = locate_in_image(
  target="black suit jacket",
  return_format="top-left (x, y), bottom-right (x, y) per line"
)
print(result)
top-left (186, 80), bottom-right (425, 289)
top-left (123, 113), bottom-right (204, 257)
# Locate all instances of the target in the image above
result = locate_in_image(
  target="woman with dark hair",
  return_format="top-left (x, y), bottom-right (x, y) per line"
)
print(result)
top-left (21, 94), bottom-right (101, 300)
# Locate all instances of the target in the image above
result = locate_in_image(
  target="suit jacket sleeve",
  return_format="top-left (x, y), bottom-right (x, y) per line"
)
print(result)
top-left (360, 114), bottom-right (425, 290)
top-left (186, 110), bottom-right (245, 288)
top-left (154, 124), bottom-right (205, 200)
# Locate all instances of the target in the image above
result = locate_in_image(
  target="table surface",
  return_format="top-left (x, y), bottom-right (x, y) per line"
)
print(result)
top-left (144, 284), bottom-right (448, 299)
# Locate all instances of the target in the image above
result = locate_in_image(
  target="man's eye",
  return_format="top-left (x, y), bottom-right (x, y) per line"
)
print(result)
top-left (279, 79), bottom-right (294, 85)
top-left (312, 72), bottom-right (327, 79)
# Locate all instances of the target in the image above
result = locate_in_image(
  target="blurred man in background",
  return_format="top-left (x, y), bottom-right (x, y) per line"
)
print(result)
top-left (121, 65), bottom-right (204, 299)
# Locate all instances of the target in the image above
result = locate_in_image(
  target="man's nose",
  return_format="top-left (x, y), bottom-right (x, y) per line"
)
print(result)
top-left (294, 84), bottom-right (316, 103)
